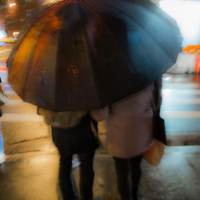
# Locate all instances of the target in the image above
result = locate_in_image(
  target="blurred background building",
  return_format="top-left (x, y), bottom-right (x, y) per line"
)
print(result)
top-left (0, 0), bottom-right (46, 37)
top-left (160, 0), bottom-right (200, 48)
top-left (1, 0), bottom-right (199, 46)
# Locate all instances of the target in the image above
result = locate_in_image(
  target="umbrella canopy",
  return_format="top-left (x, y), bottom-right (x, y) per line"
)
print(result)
top-left (7, 0), bottom-right (182, 111)
top-left (0, 37), bottom-right (15, 43)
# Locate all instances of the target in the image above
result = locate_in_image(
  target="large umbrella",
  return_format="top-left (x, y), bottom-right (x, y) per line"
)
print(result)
top-left (7, 0), bottom-right (182, 111)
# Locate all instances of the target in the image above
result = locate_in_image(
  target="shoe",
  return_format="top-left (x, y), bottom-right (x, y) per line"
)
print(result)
top-left (132, 196), bottom-right (140, 200)
top-left (93, 196), bottom-right (101, 200)
top-left (72, 158), bottom-right (80, 168)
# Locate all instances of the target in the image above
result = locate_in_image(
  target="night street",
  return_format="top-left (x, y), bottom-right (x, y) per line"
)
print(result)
top-left (0, 0), bottom-right (200, 199)
top-left (0, 72), bottom-right (200, 200)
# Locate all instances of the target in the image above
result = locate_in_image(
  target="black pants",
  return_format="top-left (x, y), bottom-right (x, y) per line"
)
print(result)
top-left (52, 127), bottom-right (95, 200)
top-left (113, 155), bottom-right (143, 200)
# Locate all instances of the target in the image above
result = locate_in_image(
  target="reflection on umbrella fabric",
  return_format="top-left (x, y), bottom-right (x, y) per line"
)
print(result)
top-left (7, 0), bottom-right (182, 111)
top-left (0, 37), bottom-right (15, 43)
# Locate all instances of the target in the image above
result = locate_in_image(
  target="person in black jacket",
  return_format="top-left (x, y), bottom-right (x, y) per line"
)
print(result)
top-left (39, 109), bottom-right (100, 200)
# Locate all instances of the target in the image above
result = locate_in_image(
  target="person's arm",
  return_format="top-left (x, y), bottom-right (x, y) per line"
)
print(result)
top-left (90, 106), bottom-right (110, 121)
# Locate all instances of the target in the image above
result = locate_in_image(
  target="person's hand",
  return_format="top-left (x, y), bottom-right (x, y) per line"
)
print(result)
top-left (90, 106), bottom-right (110, 121)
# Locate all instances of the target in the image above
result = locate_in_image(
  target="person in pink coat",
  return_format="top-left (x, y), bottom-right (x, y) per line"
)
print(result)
top-left (91, 77), bottom-right (162, 200)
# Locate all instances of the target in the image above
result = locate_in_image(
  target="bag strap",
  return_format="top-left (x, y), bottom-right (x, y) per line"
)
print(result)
top-left (153, 77), bottom-right (162, 114)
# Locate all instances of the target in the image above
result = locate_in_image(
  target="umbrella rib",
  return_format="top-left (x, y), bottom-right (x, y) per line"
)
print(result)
top-left (82, 0), bottom-right (176, 65)
top-left (7, 0), bottom-right (69, 72)
top-left (81, 0), bottom-right (138, 74)
top-left (81, 33), bottom-right (102, 108)
top-left (54, 1), bottom-right (75, 111)
top-left (96, 0), bottom-right (176, 63)
top-left (22, 1), bottom-right (72, 103)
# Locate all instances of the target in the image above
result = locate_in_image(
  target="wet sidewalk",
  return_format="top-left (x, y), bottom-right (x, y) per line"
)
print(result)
top-left (1, 74), bottom-right (200, 200)
top-left (0, 144), bottom-right (200, 200)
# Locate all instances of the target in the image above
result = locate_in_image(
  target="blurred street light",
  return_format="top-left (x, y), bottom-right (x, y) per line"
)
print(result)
top-left (13, 31), bottom-right (19, 37)
top-left (9, 3), bottom-right (16, 8)
top-left (0, 32), bottom-right (3, 39)
top-left (0, 30), bottom-right (7, 39)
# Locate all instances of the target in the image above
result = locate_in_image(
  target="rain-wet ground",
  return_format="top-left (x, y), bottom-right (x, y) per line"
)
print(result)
top-left (0, 146), bottom-right (199, 200)
top-left (0, 73), bottom-right (200, 199)
top-left (0, 128), bottom-right (5, 164)
top-left (161, 74), bottom-right (200, 146)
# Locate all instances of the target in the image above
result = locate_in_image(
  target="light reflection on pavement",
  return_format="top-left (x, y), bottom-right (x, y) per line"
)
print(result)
top-left (0, 60), bottom-right (7, 162)
top-left (0, 60), bottom-right (7, 84)
top-left (0, 121), bottom-right (3, 153)
top-left (0, 121), bottom-right (5, 164)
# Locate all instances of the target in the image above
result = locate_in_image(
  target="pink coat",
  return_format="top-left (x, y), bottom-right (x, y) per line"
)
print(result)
top-left (91, 81), bottom-right (161, 159)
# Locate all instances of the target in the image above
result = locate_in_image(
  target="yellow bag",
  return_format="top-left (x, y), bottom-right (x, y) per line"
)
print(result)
top-left (143, 139), bottom-right (165, 166)
top-left (0, 82), bottom-right (8, 107)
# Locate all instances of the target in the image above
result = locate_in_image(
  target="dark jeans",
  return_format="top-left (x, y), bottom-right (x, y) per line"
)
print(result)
top-left (52, 127), bottom-right (95, 200)
top-left (113, 155), bottom-right (143, 200)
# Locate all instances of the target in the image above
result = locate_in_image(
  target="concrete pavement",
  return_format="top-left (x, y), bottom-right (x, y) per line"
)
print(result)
top-left (0, 145), bottom-right (200, 200)
top-left (0, 151), bottom-right (61, 200)
top-left (1, 74), bottom-right (200, 200)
